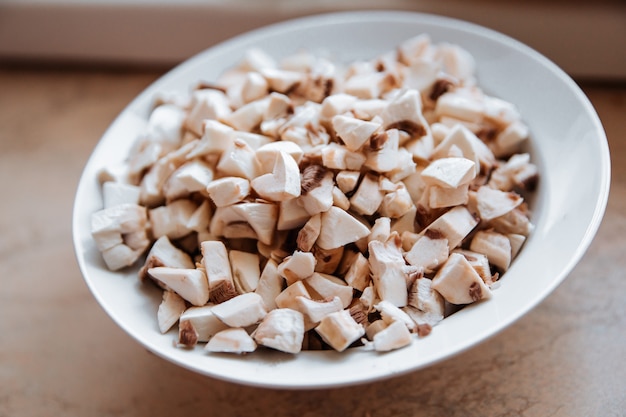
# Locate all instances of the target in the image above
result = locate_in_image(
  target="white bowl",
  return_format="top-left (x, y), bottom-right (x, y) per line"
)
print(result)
top-left (73, 11), bottom-right (610, 389)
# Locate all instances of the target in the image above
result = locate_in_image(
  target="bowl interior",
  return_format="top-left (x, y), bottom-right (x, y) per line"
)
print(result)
top-left (73, 11), bottom-right (610, 389)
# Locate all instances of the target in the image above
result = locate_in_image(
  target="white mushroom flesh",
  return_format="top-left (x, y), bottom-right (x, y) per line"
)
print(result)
top-left (91, 36), bottom-right (539, 356)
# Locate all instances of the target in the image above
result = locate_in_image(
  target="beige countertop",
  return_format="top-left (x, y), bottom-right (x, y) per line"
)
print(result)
top-left (0, 67), bottom-right (624, 417)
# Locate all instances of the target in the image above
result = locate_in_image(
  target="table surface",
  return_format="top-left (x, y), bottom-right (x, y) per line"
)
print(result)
top-left (0, 67), bottom-right (624, 417)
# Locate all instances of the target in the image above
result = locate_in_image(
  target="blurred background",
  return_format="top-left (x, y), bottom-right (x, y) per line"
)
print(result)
top-left (1, 0), bottom-right (625, 80)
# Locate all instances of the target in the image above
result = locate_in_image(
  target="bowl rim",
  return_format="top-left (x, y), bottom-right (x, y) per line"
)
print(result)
top-left (72, 10), bottom-right (611, 389)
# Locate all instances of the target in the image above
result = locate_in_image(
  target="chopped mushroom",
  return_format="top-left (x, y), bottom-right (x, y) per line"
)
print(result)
top-left (431, 253), bottom-right (492, 305)
top-left (211, 292), bottom-right (267, 328)
top-left (91, 204), bottom-right (149, 270)
top-left (369, 234), bottom-right (413, 307)
top-left (179, 305), bottom-right (230, 342)
top-left (372, 319), bottom-right (413, 352)
top-left (91, 36), bottom-right (539, 357)
top-left (253, 308), bottom-right (305, 354)
top-left (314, 309), bottom-right (365, 352)
top-left (148, 267), bottom-right (210, 306)
top-left (205, 328), bottom-right (257, 354)
top-left (157, 290), bottom-right (187, 334)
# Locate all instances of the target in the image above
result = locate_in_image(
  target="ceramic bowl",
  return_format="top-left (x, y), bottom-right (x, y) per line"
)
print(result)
top-left (73, 11), bottom-right (610, 389)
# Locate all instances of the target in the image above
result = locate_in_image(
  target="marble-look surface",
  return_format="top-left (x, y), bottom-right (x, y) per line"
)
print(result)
top-left (0, 68), bottom-right (624, 417)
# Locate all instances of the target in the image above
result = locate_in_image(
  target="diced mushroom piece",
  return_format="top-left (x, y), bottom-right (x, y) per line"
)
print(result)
top-left (211, 292), bottom-right (267, 327)
top-left (102, 182), bottom-right (141, 208)
top-left (350, 173), bottom-right (384, 216)
top-left (320, 93), bottom-right (358, 121)
top-left (229, 250), bottom-right (260, 293)
top-left (475, 185), bottom-right (523, 221)
top-left (204, 327), bottom-right (257, 354)
top-left (470, 230), bottom-right (512, 272)
top-left (350, 98), bottom-right (388, 120)
top-left (275, 280), bottom-right (311, 310)
top-left (253, 260), bottom-right (282, 311)
top-left (206, 177), bottom-right (250, 207)
top-left (231, 203), bottom-right (278, 246)
top-left (178, 305), bottom-right (230, 342)
top-left (177, 320), bottom-right (199, 348)
top-left (432, 124), bottom-right (495, 175)
top-left (321, 143), bottom-right (366, 170)
top-left (144, 103), bottom-right (185, 150)
top-left (251, 151), bottom-right (301, 201)
top-left (336, 170), bottom-right (360, 194)
top-left (508, 233), bottom-right (526, 259)
top-left (220, 97), bottom-right (268, 132)
top-left (186, 200), bottom-right (211, 234)
top-left (390, 205), bottom-right (418, 236)
top-left (344, 72), bottom-right (386, 99)
top-left (298, 170), bottom-right (335, 215)
top-left (405, 231), bottom-right (449, 273)
top-left (277, 250), bottom-right (316, 284)
top-left (489, 153), bottom-right (538, 192)
top-left (453, 249), bottom-right (494, 285)
top-left (260, 68), bottom-right (303, 93)
top-left (381, 89), bottom-right (433, 160)
top-left (343, 252), bottom-right (371, 292)
top-left (379, 182), bottom-right (414, 218)
top-left (91, 204), bottom-right (147, 251)
top-left (304, 273), bottom-right (353, 308)
top-left (253, 308), bottom-right (305, 354)
top-left (205, 328), bottom-right (257, 354)
top-left (316, 206), bottom-right (370, 250)
top-left (365, 319), bottom-right (388, 340)
top-left (368, 234), bottom-right (411, 307)
top-left (369, 217), bottom-right (391, 244)
top-left (200, 240), bottom-right (237, 303)
top-left (492, 120), bottom-right (529, 158)
top-left (332, 114), bottom-right (381, 151)
top-left (423, 205), bottom-right (479, 250)
top-left (428, 183), bottom-right (470, 209)
top-left (314, 309), bottom-right (365, 352)
top-left (431, 253), bottom-right (492, 305)
top-left (138, 235), bottom-right (194, 281)
top-left (489, 207), bottom-right (534, 236)
top-left (375, 300), bottom-right (417, 332)
top-left (163, 160), bottom-right (214, 201)
top-left (157, 290), bottom-right (187, 334)
top-left (238, 47), bottom-right (277, 72)
top-left (435, 89), bottom-right (484, 124)
top-left (359, 284), bottom-right (378, 312)
top-left (438, 43), bottom-right (476, 82)
top-left (148, 267), bottom-right (210, 306)
top-left (294, 214), bottom-right (319, 252)
top-left (277, 197), bottom-right (310, 230)
top-left (91, 203), bottom-right (149, 270)
top-left (216, 139), bottom-right (259, 180)
top-left (406, 277), bottom-right (445, 326)
top-left (185, 89), bottom-right (232, 136)
top-left (312, 245), bottom-right (344, 275)
top-left (421, 157), bottom-right (476, 189)
top-left (372, 320), bottom-right (413, 352)
top-left (149, 199), bottom-right (198, 240)
top-left (188, 120), bottom-right (236, 158)
top-left (212, 203), bottom-right (278, 245)
top-left (241, 72), bottom-right (269, 103)
top-left (364, 129), bottom-right (401, 173)
top-left (387, 148), bottom-right (417, 183)
top-left (255, 141), bottom-right (304, 174)
top-left (295, 295), bottom-right (344, 326)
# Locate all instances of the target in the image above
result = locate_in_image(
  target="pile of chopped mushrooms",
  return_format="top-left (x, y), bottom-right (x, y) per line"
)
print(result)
top-left (91, 35), bottom-right (538, 354)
